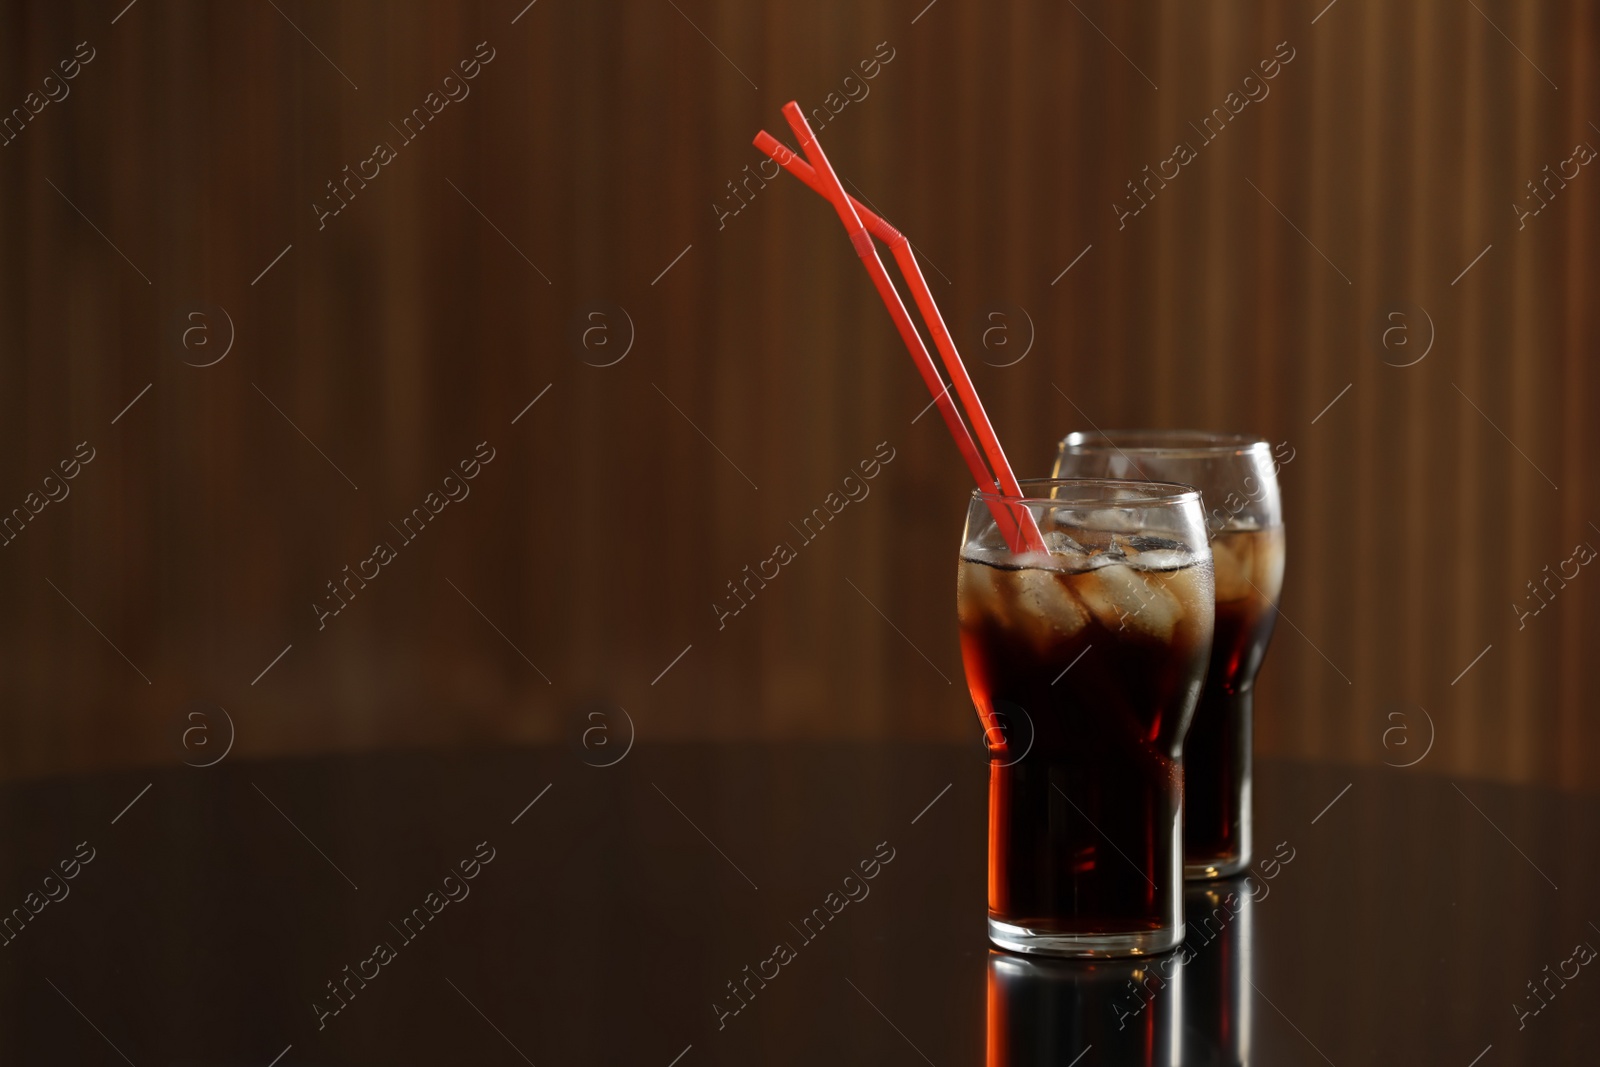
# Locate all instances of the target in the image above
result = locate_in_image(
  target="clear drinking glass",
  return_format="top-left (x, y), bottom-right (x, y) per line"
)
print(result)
top-left (1054, 432), bottom-right (1286, 879)
top-left (959, 479), bottom-right (1214, 956)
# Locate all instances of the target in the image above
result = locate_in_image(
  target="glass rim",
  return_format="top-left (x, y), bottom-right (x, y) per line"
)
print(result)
top-left (970, 477), bottom-right (1200, 507)
top-left (1058, 429), bottom-right (1271, 458)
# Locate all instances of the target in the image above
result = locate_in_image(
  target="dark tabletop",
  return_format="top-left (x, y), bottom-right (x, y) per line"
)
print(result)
top-left (0, 742), bottom-right (1593, 1066)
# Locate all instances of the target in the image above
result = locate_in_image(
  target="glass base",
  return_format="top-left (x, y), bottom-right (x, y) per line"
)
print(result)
top-left (1185, 850), bottom-right (1251, 880)
top-left (987, 917), bottom-right (1185, 958)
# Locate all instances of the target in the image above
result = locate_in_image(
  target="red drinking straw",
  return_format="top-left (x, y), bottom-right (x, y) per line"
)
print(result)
top-left (763, 106), bottom-right (1047, 553)
top-left (759, 118), bottom-right (1020, 550)
top-left (753, 131), bottom-right (1036, 519)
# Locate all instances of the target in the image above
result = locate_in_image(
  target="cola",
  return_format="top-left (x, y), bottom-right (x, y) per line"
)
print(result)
top-left (959, 531), bottom-right (1213, 954)
top-left (1183, 526), bottom-right (1284, 877)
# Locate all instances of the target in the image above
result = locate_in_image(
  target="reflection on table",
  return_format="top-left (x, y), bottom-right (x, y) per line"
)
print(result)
top-left (987, 883), bottom-right (1253, 1066)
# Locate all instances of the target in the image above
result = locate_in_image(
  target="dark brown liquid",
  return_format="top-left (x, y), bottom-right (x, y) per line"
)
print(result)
top-left (1183, 528), bottom-right (1282, 873)
top-left (959, 556), bottom-right (1211, 936)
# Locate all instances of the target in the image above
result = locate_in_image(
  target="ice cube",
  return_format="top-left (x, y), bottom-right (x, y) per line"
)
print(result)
top-left (1210, 535), bottom-right (1251, 602)
top-left (1132, 550), bottom-right (1196, 575)
top-left (1253, 533), bottom-right (1286, 602)
top-left (1127, 534), bottom-right (1185, 553)
top-left (957, 557), bottom-right (1004, 625)
top-left (1042, 530), bottom-right (1086, 556)
top-left (1007, 566), bottom-right (1089, 649)
top-left (1129, 546), bottom-right (1193, 572)
top-left (1037, 529), bottom-right (1098, 573)
top-left (1158, 561), bottom-right (1215, 630)
top-left (1072, 562), bottom-right (1180, 641)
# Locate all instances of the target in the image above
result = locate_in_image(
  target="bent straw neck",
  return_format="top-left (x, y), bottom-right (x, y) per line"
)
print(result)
top-left (764, 105), bottom-right (1047, 554)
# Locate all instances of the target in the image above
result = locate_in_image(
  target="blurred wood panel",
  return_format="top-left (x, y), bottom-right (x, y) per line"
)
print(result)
top-left (0, 0), bottom-right (1595, 786)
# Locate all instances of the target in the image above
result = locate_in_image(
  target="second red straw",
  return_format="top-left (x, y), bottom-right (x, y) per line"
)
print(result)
top-left (766, 103), bottom-right (1046, 553)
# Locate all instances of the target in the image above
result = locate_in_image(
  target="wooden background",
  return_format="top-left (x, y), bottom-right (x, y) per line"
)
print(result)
top-left (0, 0), bottom-right (1595, 786)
